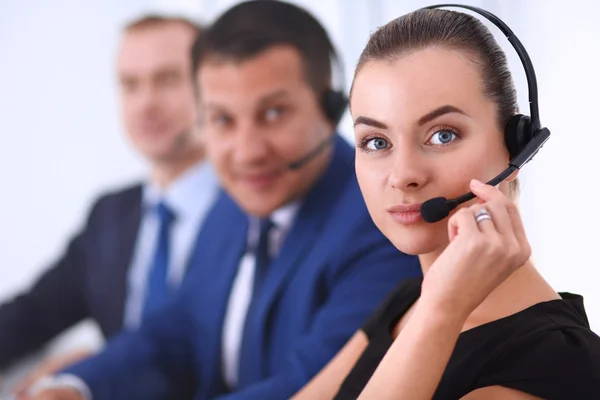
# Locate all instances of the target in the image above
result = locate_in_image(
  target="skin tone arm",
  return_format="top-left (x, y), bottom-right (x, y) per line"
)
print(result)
top-left (356, 298), bottom-right (540, 400)
top-left (295, 181), bottom-right (542, 400)
top-left (358, 181), bottom-right (534, 400)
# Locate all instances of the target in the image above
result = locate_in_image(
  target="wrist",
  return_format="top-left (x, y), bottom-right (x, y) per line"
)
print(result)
top-left (416, 294), bottom-right (470, 329)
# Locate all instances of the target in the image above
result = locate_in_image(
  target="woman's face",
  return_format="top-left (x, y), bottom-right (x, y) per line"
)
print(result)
top-left (352, 47), bottom-right (513, 256)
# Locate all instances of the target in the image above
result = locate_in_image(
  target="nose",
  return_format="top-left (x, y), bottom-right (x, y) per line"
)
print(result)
top-left (232, 121), bottom-right (271, 165)
top-left (136, 85), bottom-right (161, 116)
top-left (388, 141), bottom-right (429, 192)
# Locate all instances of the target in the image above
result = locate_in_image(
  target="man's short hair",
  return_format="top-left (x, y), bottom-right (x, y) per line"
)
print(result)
top-left (191, 0), bottom-right (337, 95)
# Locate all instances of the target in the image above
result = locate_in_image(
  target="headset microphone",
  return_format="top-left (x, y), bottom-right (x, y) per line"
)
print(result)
top-left (287, 135), bottom-right (335, 171)
top-left (286, 49), bottom-right (348, 171)
top-left (420, 4), bottom-right (551, 223)
top-left (421, 128), bottom-right (549, 223)
top-left (284, 17), bottom-right (349, 171)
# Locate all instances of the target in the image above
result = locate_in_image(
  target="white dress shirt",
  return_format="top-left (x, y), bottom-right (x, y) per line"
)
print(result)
top-left (48, 200), bottom-right (302, 400)
top-left (221, 201), bottom-right (301, 389)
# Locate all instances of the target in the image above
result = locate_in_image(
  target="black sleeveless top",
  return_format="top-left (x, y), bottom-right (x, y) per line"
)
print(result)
top-left (334, 277), bottom-right (600, 399)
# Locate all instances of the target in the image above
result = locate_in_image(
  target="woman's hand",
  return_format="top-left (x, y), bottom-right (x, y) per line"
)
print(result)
top-left (420, 179), bottom-right (532, 320)
top-left (356, 180), bottom-right (532, 400)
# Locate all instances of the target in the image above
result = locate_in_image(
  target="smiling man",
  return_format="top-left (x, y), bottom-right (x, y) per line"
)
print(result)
top-left (28, 2), bottom-right (421, 399)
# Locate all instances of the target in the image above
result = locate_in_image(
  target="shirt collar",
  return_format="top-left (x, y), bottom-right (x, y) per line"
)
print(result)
top-left (246, 199), bottom-right (302, 248)
top-left (270, 199), bottom-right (301, 231)
top-left (143, 161), bottom-right (217, 218)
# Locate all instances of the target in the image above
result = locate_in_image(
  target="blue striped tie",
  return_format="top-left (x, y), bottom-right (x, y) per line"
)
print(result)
top-left (142, 201), bottom-right (175, 320)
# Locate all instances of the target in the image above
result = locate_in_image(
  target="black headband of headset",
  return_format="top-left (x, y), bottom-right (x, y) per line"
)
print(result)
top-left (424, 4), bottom-right (540, 130)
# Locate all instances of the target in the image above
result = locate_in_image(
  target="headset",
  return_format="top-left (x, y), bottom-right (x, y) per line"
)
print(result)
top-left (419, 4), bottom-right (551, 223)
top-left (287, 15), bottom-right (349, 170)
top-left (322, 48), bottom-right (349, 127)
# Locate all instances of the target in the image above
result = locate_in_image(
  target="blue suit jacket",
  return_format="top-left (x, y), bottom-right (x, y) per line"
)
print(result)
top-left (67, 136), bottom-right (421, 399)
top-left (0, 184), bottom-right (144, 370)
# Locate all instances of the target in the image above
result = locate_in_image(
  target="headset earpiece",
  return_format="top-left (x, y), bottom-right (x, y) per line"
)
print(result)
top-left (504, 114), bottom-right (534, 159)
top-left (322, 89), bottom-right (349, 126)
top-left (426, 3), bottom-right (549, 166)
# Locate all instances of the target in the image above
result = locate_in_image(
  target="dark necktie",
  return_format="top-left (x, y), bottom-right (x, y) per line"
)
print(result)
top-left (252, 217), bottom-right (274, 294)
top-left (141, 201), bottom-right (175, 320)
top-left (237, 217), bottom-right (274, 388)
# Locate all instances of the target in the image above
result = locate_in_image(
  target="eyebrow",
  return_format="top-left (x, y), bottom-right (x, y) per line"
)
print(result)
top-left (203, 89), bottom-right (291, 111)
top-left (258, 89), bottom-right (290, 106)
top-left (417, 105), bottom-right (469, 126)
top-left (353, 104), bottom-right (469, 130)
top-left (353, 116), bottom-right (388, 129)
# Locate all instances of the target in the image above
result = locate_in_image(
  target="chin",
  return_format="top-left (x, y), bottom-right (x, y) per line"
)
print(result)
top-left (391, 238), bottom-right (443, 256)
top-left (380, 221), bottom-right (447, 256)
top-left (229, 192), bottom-right (280, 218)
top-left (135, 134), bottom-right (180, 157)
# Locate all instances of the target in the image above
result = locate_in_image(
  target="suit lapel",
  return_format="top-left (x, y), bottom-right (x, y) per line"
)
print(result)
top-left (240, 136), bottom-right (354, 383)
top-left (188, 192), bottom-right (250, 395)
top-left (105, 185), bottom-right (143, 335)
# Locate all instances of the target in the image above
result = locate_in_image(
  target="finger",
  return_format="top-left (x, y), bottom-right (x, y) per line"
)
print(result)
top-left (469, 179), bottom-right (506, 203)
top-left (17, 391), bottom-right (34, 400)
top-left (478, 200), bottom-right (517, 238)
top-left (470, 204), bottom-right (496, 235)
top-left (470, 180), bottom-right (517, 234)
top-left (448, 207), bottom-right (480, 241)
top-left (14, 375), bottom-right (37, 397)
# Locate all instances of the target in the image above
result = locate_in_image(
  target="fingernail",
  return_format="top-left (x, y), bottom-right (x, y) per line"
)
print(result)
top-left (471, 179), bottom-right (484, 188)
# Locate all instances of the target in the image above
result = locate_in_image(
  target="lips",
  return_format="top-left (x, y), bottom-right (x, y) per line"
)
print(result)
top-left (386, 203), bottom-right (423, 225)
top-left (136, 119), bottom-right (169, 136)
top-left (239, 171), bottom-right (281, 189)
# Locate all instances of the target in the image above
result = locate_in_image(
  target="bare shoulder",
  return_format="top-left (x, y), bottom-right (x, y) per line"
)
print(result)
top-left (461, 386), bottom-right (544, 400)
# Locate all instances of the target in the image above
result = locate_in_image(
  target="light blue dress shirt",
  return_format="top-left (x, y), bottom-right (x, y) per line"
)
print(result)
top-left (27, 161), bottom-right (220, 400)
top-left (123, 160), bottom-right (219, 329)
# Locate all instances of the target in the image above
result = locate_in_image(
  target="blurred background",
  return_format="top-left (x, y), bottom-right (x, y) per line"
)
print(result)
top-left (1, 0), bottom-right (599, 387)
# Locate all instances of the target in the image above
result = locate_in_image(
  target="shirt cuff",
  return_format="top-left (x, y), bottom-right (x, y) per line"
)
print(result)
top-left (27, 374), bottom-right (92, 400)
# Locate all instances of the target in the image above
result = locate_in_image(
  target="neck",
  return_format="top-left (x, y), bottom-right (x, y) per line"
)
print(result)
top-left (151, 146), bottom-right (205, 189)
top-left (418, 247), bottom-right (444, 274)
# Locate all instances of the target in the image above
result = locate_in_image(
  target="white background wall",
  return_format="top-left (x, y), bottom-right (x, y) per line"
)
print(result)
top-left (1, 0), bottom-right (599, 377)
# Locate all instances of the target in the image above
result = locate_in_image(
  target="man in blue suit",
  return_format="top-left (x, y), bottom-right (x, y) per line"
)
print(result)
top-left (29, 2), bottom-right (421, 399)
top-left (1, 15), bottom-right (220, 393)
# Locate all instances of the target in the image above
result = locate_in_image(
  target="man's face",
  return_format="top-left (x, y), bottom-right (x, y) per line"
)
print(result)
top-left (197, 45), bottom-right (334, 217)
top-left (117, 23), bottom-right (199, 163)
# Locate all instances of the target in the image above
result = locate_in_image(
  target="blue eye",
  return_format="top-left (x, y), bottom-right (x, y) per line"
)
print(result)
top-left (366, 137), bottom-right (389, 151)
top-left (212, 114), bottom-right (233, 127)
top-left (264, 106), bottom-right (285, 122)
top-left (429, 130), bottom-right (458, 145)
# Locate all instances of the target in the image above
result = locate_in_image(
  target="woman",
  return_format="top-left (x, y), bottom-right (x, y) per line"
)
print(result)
top-left (293, 7), bottom-right (600, 400)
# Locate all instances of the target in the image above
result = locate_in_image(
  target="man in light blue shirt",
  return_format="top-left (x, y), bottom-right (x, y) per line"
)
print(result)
top-left (123, 161), bottom-right (218, 330)
top-left (0, 14), bottom-right (219, 395)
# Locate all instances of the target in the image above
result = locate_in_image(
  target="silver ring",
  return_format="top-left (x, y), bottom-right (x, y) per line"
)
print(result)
top-left (475, 208), bottom-right (492, 224)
